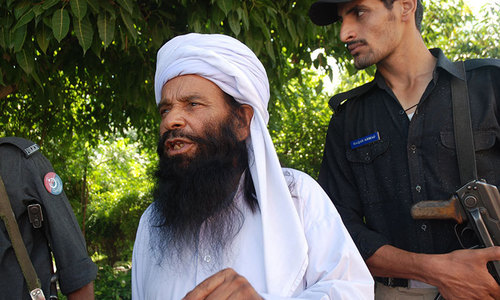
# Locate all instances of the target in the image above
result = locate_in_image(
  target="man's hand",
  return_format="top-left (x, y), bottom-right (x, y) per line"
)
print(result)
top-left (428, 247), bottom-right (500, 300)
top-left (367, 245), bottom-right (500, 300)
top-left (183, 268), bottom-right (263, 300)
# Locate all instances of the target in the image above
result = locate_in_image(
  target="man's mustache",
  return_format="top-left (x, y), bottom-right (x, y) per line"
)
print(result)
top-left (346, 39), bottom-right (367, 47)
top-left (159, 130), bottom-right (203, 147)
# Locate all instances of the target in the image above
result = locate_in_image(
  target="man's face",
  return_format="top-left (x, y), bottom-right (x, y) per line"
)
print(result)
top-left (337, 0), bottom-right (402, 69)
top-left (158, 75), bottom-right (241, 163)
top-left (151, 75), bottom-right (252, 265)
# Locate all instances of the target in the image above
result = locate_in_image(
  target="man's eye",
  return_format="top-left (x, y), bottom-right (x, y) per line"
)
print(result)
top-left (189, 102), bottom-right (199, 107)
top-left (356, 10), bottom-right (365, 17)
top-left (160, 108), bottom-right (170, 115)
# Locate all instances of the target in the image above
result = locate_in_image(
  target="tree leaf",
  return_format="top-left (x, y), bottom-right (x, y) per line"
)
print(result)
top-left (13, 25), bottom-right (27, 53)
top-left (31, 70), bottom-right (43, 88)
top-left (36, 24), bottom-right (52, 54)
top-left (74, 16), bottom-right (93, 54)
top-left (33, 5), bottom-right (44, 17)
top-left (217, 0), bottom-right (232, 16)
top-left (286, 18), bottom-right (298, 46)
top-left (6, 0), bottom-right (16, 8)
top-left (13, 2), bottom-right (30, 20)
top-left (97, 12), bottom-right (115, 48)
top-left (16, 49), bottom-right (34, 74)
top-left (0, 26), bottom-right (7, 48)
top-left (86, 0), bottom-right (100, 14)
top-left (251, 13), bottom-right (271, 40)
top-left (237, 6), bottom-right (249, 30)
top-left (228, 11), bottom-right (240, 36)
top-left (13, 8), bottom-right (34, 31)
top-left (42, 0), bottom-right (60, 10)
top-left (91, 31), bottom-right (102, 58)
top-left (120, 8), bottom-right (137, 42)
top-left (265, 40), bottom-right (275, 63)
top-left (70, 0), bottom-right (88, 20)
top-left (100, 0), bottom-right (116, 18)
top-left (52, 8), bottom-right (70, 42)
top-left (116, 0), bottom-right (133, 15)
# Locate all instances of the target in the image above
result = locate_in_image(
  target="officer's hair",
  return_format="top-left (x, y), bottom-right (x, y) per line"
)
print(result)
top-left (381, 0), bottom-right (423, 32)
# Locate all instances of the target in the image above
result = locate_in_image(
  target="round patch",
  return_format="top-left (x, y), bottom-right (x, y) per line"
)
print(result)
top-left (44, 172), bottom-right (63, 195)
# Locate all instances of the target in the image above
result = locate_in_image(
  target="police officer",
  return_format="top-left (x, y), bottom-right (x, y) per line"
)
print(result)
top-left (0, 137), bottom-right (97, 299)
top-left (309, 0), bottom-right (500, 299)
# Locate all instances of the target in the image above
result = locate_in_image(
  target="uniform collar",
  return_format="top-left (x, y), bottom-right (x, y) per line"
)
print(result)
top-left (431, 48), bottom-right (465, 80)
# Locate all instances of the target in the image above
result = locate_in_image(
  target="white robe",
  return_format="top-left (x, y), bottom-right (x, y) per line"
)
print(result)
top-left (132, 168), bottom-right (374, 299)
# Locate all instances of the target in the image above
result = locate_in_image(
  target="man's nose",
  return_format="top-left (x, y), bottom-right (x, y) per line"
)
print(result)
top-left (162, 109), bottom-right (186, 131)
top-left (339, 19), bottom-right (356, 43)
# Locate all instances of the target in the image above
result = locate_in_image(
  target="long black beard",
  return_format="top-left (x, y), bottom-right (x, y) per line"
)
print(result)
top-left (149, 116), bottom-right (249, 266)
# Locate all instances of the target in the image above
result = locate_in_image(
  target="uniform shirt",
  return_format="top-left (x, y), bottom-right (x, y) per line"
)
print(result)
top-left (318, 49), bottom-right (500, 260)
top-left (132, 168), bottom-right (374, 300)
top-left (0, 137), bottom-right (97, 299)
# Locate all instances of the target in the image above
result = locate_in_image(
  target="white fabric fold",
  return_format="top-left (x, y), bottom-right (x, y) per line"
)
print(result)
top-left (154, 33), bottom-right (308, 296)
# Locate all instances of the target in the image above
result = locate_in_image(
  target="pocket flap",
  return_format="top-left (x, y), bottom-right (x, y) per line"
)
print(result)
top-left (346, 140), bottom-right (389, 163)
top-left (440, 130), bottom-right (496, 151)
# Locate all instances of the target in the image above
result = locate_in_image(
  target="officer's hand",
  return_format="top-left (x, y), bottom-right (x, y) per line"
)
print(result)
top-left (183, 268), bottom-right (263, 300)
top-left (430, 247), bottom-right (500, 300)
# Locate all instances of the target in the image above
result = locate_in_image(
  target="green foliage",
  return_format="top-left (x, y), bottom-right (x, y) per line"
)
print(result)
top-left (270, 60), bottom-right (331, 178)
top-left (94, 265), bottom-right (132, 300)
top-left (0, 0), bottom-right (334, 143)
top-left (85, 135), bottom-right (155, 265)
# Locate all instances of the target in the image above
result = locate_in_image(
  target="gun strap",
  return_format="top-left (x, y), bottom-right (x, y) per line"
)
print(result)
top-left (451, 61), bottom-right (478, 185)
top-left (0, 176), bottom-right (45, 299)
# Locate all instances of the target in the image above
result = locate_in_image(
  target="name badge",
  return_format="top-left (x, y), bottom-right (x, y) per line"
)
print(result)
top-left (350, 132), bottom-right (381, 149)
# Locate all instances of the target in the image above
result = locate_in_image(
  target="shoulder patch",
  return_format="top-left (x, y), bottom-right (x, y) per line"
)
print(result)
top-left (329, 80), bottom-right (376, 111)
top-left (0, 137), bottom-right (40, 158)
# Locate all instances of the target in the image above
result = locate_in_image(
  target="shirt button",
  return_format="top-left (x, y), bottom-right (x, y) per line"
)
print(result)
top-left (203, 255), bottom-right (212, 263)
top-left (410, 144), bottom-right (417, 151)
top-left (421, 224), bottom-right (427, 231)
top-left (415, 185), bottom-right (422, 192)
top-left (399, 110), bottom-right (405, 115)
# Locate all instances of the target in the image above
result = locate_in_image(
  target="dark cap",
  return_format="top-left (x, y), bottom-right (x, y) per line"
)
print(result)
top-left (308, 0), bottom-right (351, 26)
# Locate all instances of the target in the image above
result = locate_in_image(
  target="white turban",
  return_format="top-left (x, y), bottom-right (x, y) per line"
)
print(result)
top-left (154, 33), bottom-right (308, 296)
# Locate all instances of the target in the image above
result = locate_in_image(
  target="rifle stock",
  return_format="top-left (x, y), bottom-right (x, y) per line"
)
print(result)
top-left (411, 195), bottom-right (466, 224)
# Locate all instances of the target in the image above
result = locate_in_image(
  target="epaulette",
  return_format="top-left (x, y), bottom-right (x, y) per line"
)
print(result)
top-left (329, 80), bottom-right (376, 112)
top-left (0, 137), bottom-right (40, 158)
top-left (465, 58), bottom-right (500, 71)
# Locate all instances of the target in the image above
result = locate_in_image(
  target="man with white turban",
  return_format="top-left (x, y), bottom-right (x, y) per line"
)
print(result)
top-left (132, 33), bottom-right (373, 299)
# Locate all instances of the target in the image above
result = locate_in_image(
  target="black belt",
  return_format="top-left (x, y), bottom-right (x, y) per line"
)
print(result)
top-left (375, 277), bottom-right (409, 288)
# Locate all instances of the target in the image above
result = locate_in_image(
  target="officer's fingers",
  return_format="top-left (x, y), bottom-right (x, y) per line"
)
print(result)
top-left (476, 246), bottom-right (500, 262)
top-left (183, 268), bottom-right (238, 300)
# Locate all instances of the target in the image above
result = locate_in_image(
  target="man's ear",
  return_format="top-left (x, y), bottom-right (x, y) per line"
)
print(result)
top-left (400, 0), bottom-right (416, 22)
top-left (236, 104), bottom-right (254, 141)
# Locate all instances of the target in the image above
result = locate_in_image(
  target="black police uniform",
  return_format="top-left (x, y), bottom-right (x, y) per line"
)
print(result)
top-left (0, 137), bottom-right (97, 299)
top-left (318, 49), bottom-right (500, 287)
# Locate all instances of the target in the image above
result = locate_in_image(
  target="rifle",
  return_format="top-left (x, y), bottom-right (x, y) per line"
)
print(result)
top-left (411, 179), bottom-right (500, 284)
